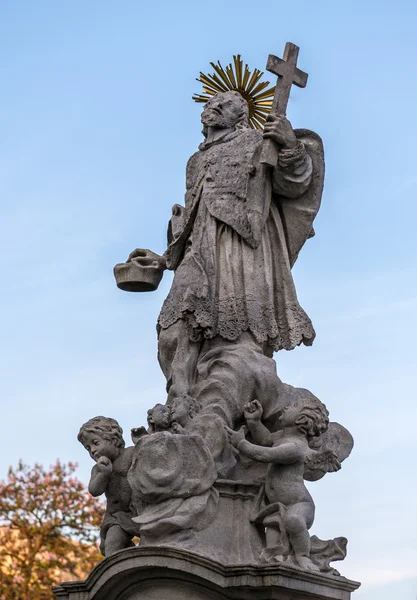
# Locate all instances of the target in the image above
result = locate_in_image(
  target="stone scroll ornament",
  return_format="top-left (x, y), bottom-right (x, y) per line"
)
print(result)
top-left (74, 43), bottom-right (357, 579)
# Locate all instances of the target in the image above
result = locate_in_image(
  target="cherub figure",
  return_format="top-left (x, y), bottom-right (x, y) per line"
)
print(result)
top-left (78, 416), bottom-right (140, 557)
top-left (169, 394), bottom-right (201, 434)
top-left (226, 397), bottom-right (340, 571)
top-left (130, 400), bottom-right (188, 445)
top-left (130, 403), bottom-right (171, 444)
top-left (146, 403), bottom-right (171, 433)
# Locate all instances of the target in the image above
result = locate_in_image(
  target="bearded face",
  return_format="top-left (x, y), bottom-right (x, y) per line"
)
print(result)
top-left (201, 92), bottom-right (245, 130)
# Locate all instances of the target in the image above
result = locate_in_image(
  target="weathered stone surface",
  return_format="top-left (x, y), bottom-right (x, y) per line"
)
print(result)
top-left (53, 546), bottom-right (360, 600)
top-left (128, 430), bottom-right (219, 543)
top-left (133, 479), bottom-right (265, 565)
top-left (70, 46), bottom-right (358, 592)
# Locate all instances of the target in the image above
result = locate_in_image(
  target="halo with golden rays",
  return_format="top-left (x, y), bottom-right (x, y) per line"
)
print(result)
top-left (192, 55), bottom-right (275, 130)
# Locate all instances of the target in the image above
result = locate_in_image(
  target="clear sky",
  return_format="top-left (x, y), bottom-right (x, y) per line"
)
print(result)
top-left (1, 2), bottom-right (416, 598)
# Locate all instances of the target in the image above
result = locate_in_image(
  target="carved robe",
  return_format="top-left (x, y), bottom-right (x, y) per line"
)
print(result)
top-left (158, 127), bottom-right (324, 352)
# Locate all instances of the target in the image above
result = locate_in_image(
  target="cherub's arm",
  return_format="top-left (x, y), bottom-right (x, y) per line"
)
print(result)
top-left (237, 438), bottom-right (303, 464)
top-left (247, 421), bottom-right (274, 446)
top-left (88, 457), bottom-right (112, 497)
top-left (244, 400), bottom-right (273, 447)
top-left (226, 426), bottom-right (302, 464)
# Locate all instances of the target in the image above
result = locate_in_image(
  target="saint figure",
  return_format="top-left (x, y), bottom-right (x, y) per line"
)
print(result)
top-left (119, 90), bottom-right (324, 440)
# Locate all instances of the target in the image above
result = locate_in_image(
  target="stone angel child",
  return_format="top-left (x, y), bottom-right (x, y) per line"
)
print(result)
top-left (78, 416), bottom-right (141, 557)
top-left (146, 403), bottom-right (171, 433)
top-left (130, 403), bottom-right (171, 445)
top-left (226, 397), bottom-right (341, 571)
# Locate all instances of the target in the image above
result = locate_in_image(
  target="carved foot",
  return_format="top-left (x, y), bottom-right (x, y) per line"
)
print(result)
top-left (259, 547), bottom-right (285, 564)
top-left (295, 555), bottom-right (320, 571)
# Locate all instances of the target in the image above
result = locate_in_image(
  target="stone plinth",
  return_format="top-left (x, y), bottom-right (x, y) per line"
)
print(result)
top-left (193, 479), bottom-right (264, 564)
top-left (136, 479), bottom-right (264, 565)
top-left (53, 481), bottom-right (360, 599)
top-left (53, 546), bottom-right (360, 600)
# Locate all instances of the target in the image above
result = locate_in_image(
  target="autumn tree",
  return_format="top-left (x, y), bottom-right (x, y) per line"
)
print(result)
top-left (0, 460), bottom-right (105, 600)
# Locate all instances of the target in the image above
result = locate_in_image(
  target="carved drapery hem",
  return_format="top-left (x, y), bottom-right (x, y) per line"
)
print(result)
top-left (158, 295), bottom-right (315, 352)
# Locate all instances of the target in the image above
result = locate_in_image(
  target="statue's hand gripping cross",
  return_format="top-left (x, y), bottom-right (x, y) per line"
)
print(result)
top-left (261, 42), bottom-right (308, 167)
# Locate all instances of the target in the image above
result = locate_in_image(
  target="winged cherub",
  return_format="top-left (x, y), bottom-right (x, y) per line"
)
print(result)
top-left (226, 397), bottom-right (340, 571)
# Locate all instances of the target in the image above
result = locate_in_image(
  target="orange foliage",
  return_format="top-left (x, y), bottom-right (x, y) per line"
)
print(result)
top-left (0, 460), bottom-right (105, 600)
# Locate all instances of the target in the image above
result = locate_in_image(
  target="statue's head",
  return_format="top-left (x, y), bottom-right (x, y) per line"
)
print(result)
top-left (78, 416), bottom-right (125, 461)
top-left (201, 91), bottom-right (249, 136)
top-left (279, 395), bottom-right (329, 440)
top-left (170, 394), bottom-right (200, 426)
top-left (147, 403), bottom-right (171, 432)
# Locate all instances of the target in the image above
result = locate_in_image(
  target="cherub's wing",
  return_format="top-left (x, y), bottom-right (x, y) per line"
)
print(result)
top-left (304, 449), bottom-right (341, 482)
top-left (305, 422), bottom-right (353, 482)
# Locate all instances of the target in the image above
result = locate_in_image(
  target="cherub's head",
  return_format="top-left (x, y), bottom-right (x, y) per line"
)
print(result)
top-left (279, 395), bottom-right (329, 440)
top-left (170, 394), bottom-right (201, 426)
top-left (147, 403), bottom-right (171, 433)
top-left (78, 416), bottom-right (125, 462)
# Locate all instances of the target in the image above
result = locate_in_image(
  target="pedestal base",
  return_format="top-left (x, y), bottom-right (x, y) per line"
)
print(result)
top-left (137, 479), bottom-right (264, 565)
top-left (53, 546), bottom-right (360, 600)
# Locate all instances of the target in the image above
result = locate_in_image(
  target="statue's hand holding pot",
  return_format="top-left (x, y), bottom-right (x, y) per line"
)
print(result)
top-left (114, 249), bottom-right (167, 292)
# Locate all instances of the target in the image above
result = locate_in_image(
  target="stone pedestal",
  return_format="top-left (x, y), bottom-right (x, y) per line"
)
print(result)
top-left (53, 481), bottom-right (360, 599)
top-left (193, 479), bottom-right (264, 564)
top-left (53, 546), bottom-right (360, 600)
top-left (136, 479), bottom-right (265, 565)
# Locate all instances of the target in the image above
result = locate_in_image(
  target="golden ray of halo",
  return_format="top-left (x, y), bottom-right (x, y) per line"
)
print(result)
top-left (192, 55), bottom-right (275, 130)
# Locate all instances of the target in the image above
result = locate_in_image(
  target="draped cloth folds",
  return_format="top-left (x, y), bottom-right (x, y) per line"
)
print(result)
top-left (128, 432), bottom-right (219, 537)
top-left (159, 128), bottom-right (324, 352)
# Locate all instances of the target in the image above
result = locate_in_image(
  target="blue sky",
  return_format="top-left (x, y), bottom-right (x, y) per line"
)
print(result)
top-left (1, 2), bottom-right (416, 598)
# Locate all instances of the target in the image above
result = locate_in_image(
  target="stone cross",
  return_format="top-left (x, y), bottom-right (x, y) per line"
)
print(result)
top-left (261, 42), bottom-right (308, 167)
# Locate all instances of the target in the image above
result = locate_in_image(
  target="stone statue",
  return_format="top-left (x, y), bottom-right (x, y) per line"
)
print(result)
top-left (114, 89), bottom-right (324, 470)
top-left (226, 397), bottom-right (341, 570)
top-left (78, 416), bottom-right (140, 556)
top-left (66, 47), bottom-right (359, 596)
